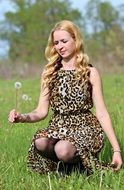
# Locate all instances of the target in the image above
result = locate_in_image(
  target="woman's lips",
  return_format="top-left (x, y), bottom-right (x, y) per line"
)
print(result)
top-left (60, 51), bottom-right (66, 55)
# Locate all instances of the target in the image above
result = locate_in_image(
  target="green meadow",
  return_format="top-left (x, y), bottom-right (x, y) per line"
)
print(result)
top-left (0, 75), bottom-right (124, 190)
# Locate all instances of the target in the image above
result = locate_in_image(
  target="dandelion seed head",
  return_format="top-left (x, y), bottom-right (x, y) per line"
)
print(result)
top-left (22, 94), bottom-right (29, 101)
top-left (14, 82), bottom-right (22, 89)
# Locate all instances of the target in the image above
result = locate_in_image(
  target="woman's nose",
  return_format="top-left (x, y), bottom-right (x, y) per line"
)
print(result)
top-left (58, 42), bottom-right (63, 50)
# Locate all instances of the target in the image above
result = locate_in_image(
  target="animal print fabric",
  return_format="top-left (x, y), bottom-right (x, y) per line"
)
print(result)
top-left (27, 69), bottom-right (109, 174)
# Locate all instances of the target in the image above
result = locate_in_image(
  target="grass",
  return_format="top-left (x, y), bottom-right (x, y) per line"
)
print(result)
top-left (0, 75), bottom-right (124, 190)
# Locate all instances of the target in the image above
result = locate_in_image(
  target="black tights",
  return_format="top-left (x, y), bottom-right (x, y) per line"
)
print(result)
top-left (35, 137), bottom-right (79, 163)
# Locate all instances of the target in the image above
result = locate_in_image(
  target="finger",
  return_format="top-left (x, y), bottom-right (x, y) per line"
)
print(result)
top-left (8, 113), bottom-right (16, 122)
top-left (11, 110), bottom-right (18, 118)
top-left (10, 109), bottom-right (16, 115)
top-left (111, 162), bottom-right (121, 171)
top-left (110, 163), bottom-right (116, 168)
top-left (8, 116), bottom-right (15, 122)
top-left (114, 164), bottom-right (121, 171)
top-left (8, 118), bottom-right (14, 123)
top-left (9, 110), bottom-right (15, 118)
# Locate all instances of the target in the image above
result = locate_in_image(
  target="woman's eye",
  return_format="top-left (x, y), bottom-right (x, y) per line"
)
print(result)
top-left (54, 42), bottom-right (58, 45)
top-left (62, 40), bottom-right (67, 43)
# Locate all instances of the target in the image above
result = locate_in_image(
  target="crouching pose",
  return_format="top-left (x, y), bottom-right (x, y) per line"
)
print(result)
top-left (9, 20), bottom-right (122, 175)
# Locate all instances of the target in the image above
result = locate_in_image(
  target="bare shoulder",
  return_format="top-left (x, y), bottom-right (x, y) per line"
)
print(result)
top-left (89, 66), bottom-right (100, 77)
top-left (89, 66), bottom-right (101, 85)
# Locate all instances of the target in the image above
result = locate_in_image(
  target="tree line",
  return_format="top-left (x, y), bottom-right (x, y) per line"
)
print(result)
top-left (0, 0), bottom-right (124, 67)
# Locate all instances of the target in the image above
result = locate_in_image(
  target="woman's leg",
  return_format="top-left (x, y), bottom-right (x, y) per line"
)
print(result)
top-left (35, 137), bottom-right (59, 162)
top-left (54, 140), bottom-right (79, 163)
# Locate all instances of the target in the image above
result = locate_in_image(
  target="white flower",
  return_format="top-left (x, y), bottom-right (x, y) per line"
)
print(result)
top-left (22, 94), bottom-right (29, 101)
top-left (14, 82), bottom-right (22, 89)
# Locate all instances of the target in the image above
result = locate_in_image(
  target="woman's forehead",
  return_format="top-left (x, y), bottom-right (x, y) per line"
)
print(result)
top-left (53, 30), bottom-right (72, 40)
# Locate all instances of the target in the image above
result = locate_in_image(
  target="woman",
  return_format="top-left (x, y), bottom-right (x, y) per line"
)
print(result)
top-left (9, 20), bottom-right (122, 175)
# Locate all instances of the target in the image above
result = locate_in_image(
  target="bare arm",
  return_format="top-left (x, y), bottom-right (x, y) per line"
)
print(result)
top-left (90, 67), bottom-right (122, 170)
top-left (20, 86), bottom-right (50, 123)
top-left (9, 73), bottom-right (50, 123)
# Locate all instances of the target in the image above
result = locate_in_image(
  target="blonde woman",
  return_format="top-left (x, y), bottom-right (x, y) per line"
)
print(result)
top-left (9, 20), bottom-right (122, 175)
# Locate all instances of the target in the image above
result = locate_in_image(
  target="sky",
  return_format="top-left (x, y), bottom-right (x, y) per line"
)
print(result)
top-left (71, 0), bottom-right (124, 10)
top-left (0, 0), bottom-right (124, 58)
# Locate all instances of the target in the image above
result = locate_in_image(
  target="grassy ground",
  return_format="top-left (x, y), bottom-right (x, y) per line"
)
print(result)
top-left (0, 75), bottom-right (124, 190)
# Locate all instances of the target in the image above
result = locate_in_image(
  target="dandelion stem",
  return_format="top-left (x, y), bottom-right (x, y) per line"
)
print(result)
top-left (14, 81), bottom-right (22, 111)
top-left (15, 89), bottom-right (18, 111)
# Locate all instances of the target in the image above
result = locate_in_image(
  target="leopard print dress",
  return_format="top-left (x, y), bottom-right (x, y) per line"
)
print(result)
top-left (27, 69), bottom-right (108, 174)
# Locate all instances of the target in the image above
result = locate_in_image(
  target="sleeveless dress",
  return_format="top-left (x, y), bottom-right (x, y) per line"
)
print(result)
top-left (27, 69), bottom-right (107, 174)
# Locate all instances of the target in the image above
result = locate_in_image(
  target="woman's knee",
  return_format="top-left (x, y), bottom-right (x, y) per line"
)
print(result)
top-left (35, 138), bottom-right (49, 151)
top-left (54, 140), bottom-right (77, 162)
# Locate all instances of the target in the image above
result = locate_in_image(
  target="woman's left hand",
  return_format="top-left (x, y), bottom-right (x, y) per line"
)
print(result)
top-left (111, 152), bottom-right (123, 171)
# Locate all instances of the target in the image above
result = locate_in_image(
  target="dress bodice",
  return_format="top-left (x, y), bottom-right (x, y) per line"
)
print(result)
top-left (49, 70), bottom-right (93, 115)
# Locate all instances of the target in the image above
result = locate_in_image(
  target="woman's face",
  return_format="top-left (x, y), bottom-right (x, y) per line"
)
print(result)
top-left (53, 30), bottom-right (76, 60)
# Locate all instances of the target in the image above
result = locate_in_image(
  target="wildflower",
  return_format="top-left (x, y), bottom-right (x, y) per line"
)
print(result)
top-left (22, 94), bottom-right (29, 101)
top-left (14, 82), bottom-right (22, 89)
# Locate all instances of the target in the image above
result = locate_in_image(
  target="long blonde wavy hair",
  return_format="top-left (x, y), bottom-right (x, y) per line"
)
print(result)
top-left (42, 20), bottom-right (90, 89)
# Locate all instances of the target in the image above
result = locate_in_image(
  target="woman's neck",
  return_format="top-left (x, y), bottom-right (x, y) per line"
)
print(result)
top-left (61, 56), bottom-right (76, 70)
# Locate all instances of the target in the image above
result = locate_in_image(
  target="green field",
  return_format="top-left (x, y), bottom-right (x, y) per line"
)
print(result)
top-left (0, 75), bottom-right (124, 190)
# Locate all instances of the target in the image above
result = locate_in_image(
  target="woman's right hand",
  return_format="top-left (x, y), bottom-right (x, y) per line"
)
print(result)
top-left (8, 109), bottom-right (21, 123)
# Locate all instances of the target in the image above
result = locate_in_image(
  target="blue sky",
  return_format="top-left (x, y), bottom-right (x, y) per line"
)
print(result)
top-left (71, 0), bottom-right (124, 10)
top-left (0, 0), bottom-right (124, 57)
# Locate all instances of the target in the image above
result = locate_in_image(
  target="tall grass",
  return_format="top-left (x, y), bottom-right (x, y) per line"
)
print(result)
top-left (0, 75), bottom-right (124, 190)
